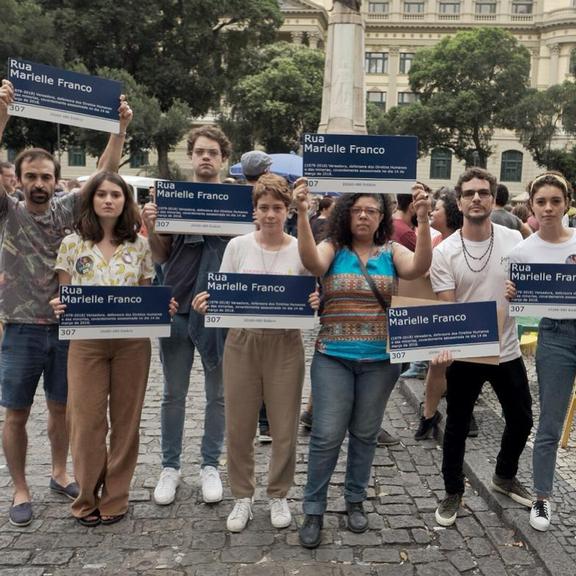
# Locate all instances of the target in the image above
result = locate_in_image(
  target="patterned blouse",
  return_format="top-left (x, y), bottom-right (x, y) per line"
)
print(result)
top-left (316, 244), bottom-right (397, 361)
top-left (55, 233), bottom-right (154, 286)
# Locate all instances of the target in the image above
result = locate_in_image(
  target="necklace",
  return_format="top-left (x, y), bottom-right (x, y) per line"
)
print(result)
top-left (258, 233), bottom-right (285, 274)
top-left (460, 226), bottom-right (494, 273)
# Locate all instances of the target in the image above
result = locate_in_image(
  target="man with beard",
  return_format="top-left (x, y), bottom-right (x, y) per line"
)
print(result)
top-left (142, 126), bottom-right (231, 507)
top-left (0, 161), bottom-right (23, 200)
top-left (0, 79), bottom-right (133, 527)
top-left (431, 167), bottom-right (533, 527)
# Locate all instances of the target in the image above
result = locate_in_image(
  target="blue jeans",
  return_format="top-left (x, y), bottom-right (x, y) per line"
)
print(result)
top-left (159, 314), bottom-right (224, 470)
top-left (0, 323), bottom-right (69, 409)
top-left (303, 351), bottom-right (400, 515)
top-left (533, 318), bottom-right (576, 498)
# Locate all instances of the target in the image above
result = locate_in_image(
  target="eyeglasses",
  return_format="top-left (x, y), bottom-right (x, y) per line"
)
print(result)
top-left (460, 189), bottom-right (492, 199)
top-left (350, 207), bottom-right (382, 217)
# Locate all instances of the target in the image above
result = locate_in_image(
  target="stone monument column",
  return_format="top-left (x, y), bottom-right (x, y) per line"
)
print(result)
top-left (317, 1), bottom-right (367, 134)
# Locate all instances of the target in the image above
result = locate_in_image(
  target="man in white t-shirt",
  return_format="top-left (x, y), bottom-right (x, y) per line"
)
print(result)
top-left (430, 167), bottom-right (533, 527)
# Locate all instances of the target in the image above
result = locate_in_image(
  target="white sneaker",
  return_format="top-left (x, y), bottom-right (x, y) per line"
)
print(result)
top-left (200, 466), bottom-right (223, 503)
top-left (154, 467), bottom-right (181, 505)
top-left (226, 498), bottom-right (253, 532)
top-left (530, 499), bottom-right (551, 532)
top-left (270, 497), bottom-right (292, 528)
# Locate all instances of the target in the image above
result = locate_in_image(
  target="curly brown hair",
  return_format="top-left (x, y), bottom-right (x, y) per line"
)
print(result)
top-left (186, 125), bottom-right (232, 160)
top-left (76, 171), bottom-right (141, 245)
top-left (326, 193), bottom-right (394, 248)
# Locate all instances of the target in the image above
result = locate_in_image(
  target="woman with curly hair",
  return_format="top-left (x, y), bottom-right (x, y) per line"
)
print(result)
top-left (294, 181), bottom-right (432, 548)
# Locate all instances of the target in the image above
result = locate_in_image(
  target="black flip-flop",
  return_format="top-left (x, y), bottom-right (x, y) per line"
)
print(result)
top-left (100, 513), bottom-right (125, 526)
top-left (77, 510), bottom-right (100, 527)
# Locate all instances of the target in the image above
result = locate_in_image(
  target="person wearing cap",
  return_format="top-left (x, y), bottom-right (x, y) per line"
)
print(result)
top-left (241, 150), bottom-right (273, 184)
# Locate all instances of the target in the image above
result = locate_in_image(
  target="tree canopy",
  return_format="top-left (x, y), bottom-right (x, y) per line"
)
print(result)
top-left (223, 42), bottom-right (324, 153)
top-left (368, 28), bottom-right (531, 168)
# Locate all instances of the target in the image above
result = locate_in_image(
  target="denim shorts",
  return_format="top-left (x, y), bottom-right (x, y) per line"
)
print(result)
top-left (0, 323), bottom-right (69, 409)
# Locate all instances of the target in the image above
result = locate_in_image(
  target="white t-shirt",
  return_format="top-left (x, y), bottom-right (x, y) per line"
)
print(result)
top-left (508, 229), bottom-right (576, 266)
top-left (219, 232), bottom-right (308, 276)
top-left (430, 223), bottom-right (523, 362)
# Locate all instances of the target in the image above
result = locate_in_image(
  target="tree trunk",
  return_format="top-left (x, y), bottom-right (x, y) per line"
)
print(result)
top-left (157, 143), bottom-right (171, 179)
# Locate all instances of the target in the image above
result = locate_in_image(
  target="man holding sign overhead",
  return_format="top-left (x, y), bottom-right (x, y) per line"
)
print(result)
top-left (142, 126), bottom-right (232, 508)
top-left (430, 167), bottom-right (533, 528)
top-left (0, 77), bottom-right (132, 527)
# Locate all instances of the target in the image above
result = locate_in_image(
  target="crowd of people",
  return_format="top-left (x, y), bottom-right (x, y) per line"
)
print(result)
top-left (0, 76), bottom-right (574, 543)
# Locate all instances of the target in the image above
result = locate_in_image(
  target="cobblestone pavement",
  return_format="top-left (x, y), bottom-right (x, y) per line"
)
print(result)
top-left (0, 331), bottom-right (547, 575)
top-left (401, 351), bottom-right (576, 576)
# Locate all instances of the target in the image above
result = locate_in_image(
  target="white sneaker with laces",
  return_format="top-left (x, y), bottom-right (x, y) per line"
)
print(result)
top-left (530, 499), bottom-right (551, 531)
top-left (270, 497), bottom-right (292, 528)
top-left (200, 466), bottom-right (223, 503)
top-left (226, 498), bottom-right (253, 532)
top-left (154, 467), bottom-right (181, 505)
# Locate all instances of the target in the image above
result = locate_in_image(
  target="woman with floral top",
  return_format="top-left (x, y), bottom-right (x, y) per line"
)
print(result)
top-left (51, 171), bottom-right (174, 526)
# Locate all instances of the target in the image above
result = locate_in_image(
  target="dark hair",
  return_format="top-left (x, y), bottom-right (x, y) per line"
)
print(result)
top-left (252, 173), bottom-right (291, 208)
top-left (396, 193), bottom-right (413, 212)
top-left (318, 196), bottom-right (334, 212)
top-left (14, 148), bottom-right (60, 181)
top-left (76, 171), bottom-right (140, 244)
top-left (186, 125), bottom-right (232, 160)
top-left (512, 203), bottom-right (530, 223)
top-left (327, 193), bottom-right (393, 248)
top-left (455, 167), bottom-right (496, 198)
top-left (437, 189), bottom-right (463, 232)
top-left (528, 171), bottom-right (572, 203)
top-left (495, 183), bottom-right (509, 207)
top-left (0, 161), bottom-right (14, 174)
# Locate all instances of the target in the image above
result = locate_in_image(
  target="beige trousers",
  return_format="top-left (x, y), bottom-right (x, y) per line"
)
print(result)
top-left (223, 328), bottom-right (304, 498)
top-left (67, 338), bottom-right (151, 517)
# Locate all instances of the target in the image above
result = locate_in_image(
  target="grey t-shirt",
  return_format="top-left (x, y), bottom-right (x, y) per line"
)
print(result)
top-left (0, 192), bottom-right (80, 324)
top-left (490, 208), bottom-right (522, 231)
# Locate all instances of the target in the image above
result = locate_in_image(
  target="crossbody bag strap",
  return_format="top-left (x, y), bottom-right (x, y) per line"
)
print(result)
top-left (353, 249), bottom-right (388, 312)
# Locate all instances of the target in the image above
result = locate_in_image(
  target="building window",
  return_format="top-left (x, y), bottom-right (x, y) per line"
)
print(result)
top-left (475, 1), bottom-right (496, 13)
top-left (130, 150), bottom-right (149, 169)
top-left (367, 91), bottom-right (387, 110)
top-left (404, 1), bottom-right (425, 11)
top-left (398, 92), bottom-right (418, 106)
top-left (369, 1), bottom-right (390, 12)
top-left (511, 0), bottom-right (532, 13)
top-left (365, 52), bottom-right (389, 74)
top-left (399, 53), bottom-right (415, 74)
top-left (430, 148), bottom-right (452, 180)
top-left (500, 150), bottom-right (523, 182)
top-left (68, 146), bottom-right (86, 167)
top-left (439, 1), bottom-right (461, 13)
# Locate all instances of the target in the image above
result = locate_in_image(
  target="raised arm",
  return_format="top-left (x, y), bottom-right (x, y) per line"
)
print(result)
top-left (141, 198), bottom-right (173, 264)
top-left (0, 80), bottom-right (14, 156)
top-left (393, 185), bottom-right (432, 280)
top-left (97, 95), bottom-right (133, 173)
top-left (294, 178), bottom-right (335, 276)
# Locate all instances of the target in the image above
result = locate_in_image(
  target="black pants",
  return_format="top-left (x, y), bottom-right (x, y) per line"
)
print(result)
top-left (442, 357), bottom-right (533, 495)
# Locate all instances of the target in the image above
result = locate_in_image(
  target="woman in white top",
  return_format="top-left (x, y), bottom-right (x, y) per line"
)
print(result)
top-left (193, 174), bottom-right (317, 533)
top-left (507, 172), bottom-right (576, 532)
top-left (52, 171), bottom-right (175, 527)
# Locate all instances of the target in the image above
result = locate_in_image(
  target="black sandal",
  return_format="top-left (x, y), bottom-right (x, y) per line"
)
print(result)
top-left (100, 513), bottom-right (125, 526)
top-left (77, 510), bottom-right (100, 527)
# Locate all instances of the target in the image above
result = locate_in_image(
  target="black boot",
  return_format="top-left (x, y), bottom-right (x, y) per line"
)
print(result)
top-left (346, 501), bottom-right (368, 533)
top-left (299, 514), bottom-right (323, 548)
